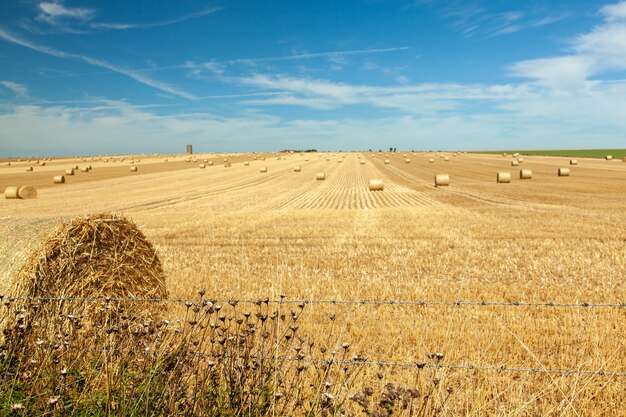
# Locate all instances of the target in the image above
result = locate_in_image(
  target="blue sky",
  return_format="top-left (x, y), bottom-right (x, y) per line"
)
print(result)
top-left (1, 1), bottom-right (625, 156)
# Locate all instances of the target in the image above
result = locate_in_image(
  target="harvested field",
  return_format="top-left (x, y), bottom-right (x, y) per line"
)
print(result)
top-left (0, 151), bottom-right (625, 415)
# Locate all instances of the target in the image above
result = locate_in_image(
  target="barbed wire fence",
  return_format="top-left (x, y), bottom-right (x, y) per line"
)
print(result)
top-left (3, 294), bottom-right (625, 378)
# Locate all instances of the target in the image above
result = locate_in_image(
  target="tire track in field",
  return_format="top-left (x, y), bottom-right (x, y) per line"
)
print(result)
top-left (122, 165), bottom-right (298, 212)
top-left (274, 156), bottom-right (444, 210)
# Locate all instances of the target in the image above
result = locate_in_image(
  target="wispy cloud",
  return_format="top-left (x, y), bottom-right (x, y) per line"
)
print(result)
top-left (436, 1), bottom-right (565, 38)
top-left (91, 6), bottom-right (222, 30)
top-left (229, 47), bottom-right (410, 64)
top-left (1, 81), bottom-right (28, 97)
top-left (36, 1), bottom-right (96, 24)
top-left (509, 1), bottom-right (626, 86)
top-left (237, 74), bottom-right (523, 113)
top-left (0, 28), bottom-right (195, 99)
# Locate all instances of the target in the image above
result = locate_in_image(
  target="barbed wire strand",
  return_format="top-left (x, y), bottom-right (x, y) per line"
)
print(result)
top-left (3, 295), bottom-right (625, 308)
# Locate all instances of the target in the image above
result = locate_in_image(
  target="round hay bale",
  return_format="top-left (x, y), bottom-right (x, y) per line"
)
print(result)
top-left (513, 153), bottom-right (519, 157)
top-left (40, 162), bottom-right (46, 166)
top-left (444, 157), bottom-right (450, 161)
top-left (384, 159), bottom-right (390, 164)
top-left (369, 179), bottom-right (384, 191)
top-left (570, 159), bottom-right (578, 165)
top-left (428, 158), bottom-right (434, 163)
top-left (65, 169), bottom-right (74, 175)
top-left (53, 175), bottom-right (65, 184)
top-left (204, 159), bottom-right (208, 163)
top-left (6, 214), bottom-right (168, 343)
top-left (316, 172), bottom-right (326, 180)
top-left (208, 161), bottom-right (213, 166)
top-left (25, 166), bottom-right (33, 172)
top-left (338, 159), bottom-right (342, 163)
top-left (558, 167), bottom-right (570, 176)
top-left (497, 172), bottom-right (511, 183)
top-left (199, 164), bottom-right (206, 168)
top-left (244, 161), bottom-right (250, 166)
top-left (130, 166), bottom-right (137, 172)
top-left (519, 169), bottom-right (532, 179)
top-left (260, 167), bottom-right (267, 173)
top-left (224, 162), bottom-right (232, 167)
top-left (326, 158), bottom-right (330, 161)
top-left (294, 166), bottom-right (301, 172)
top-left (511, 160), bottom-right (519, 166)
top-left (80, 167), bottom-right (89, 172)
top-left (4, 186), bottom-right (19, 199)
top-left (72, 165), bottom-right (79, 170)
top-left (17, 186), bottom-right (37, 199)
top-left (435, 174), bottom-right (449, 187)
top-left (360, 161), bottom-right (365, 165)
top-left (405, 158), bottom-right (411, 163)
top-left (517, 158), bottom-right (524, 163)
top-left (606, 155), bottom-right (613, 160)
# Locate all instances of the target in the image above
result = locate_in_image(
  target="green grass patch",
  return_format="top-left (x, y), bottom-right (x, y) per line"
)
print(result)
top-left (473, 149), bottom-right (626, 159)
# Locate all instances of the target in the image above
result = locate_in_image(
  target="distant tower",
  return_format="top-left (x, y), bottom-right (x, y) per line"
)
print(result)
top-left (186, 144), bottom-right (193, 154)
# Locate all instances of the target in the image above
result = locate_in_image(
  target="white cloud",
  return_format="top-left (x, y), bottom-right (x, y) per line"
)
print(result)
top-left (509, 55), bottom-right (595, 88)
top-left (0, 28), bottom-right (195, 99)
top-left (37, 1), bottom-right (95, 22)
top-left (237, 74), bottom-right (524, 114)
top-left (91, 6), bottom-right (222, 30)
top-left (600, 2), bottom-right (626, 21)
top-left (508, 1), bottom-right (626, 91)
top-left (1, 100), bottom-right (623, 157)
top-left (1, 81), bottom-right (28, 97)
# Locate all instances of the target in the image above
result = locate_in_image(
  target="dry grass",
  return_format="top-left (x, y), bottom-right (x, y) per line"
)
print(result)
top-left (0, 152), bottom-right (624, 415)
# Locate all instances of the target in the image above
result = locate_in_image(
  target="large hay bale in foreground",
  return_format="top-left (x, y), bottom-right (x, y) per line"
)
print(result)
top-left (13, 214), bottom-right (167, 305)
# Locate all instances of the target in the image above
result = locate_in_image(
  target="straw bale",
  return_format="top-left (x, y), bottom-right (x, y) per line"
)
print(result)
top-left (606, 155), bottom-right (613, 160)
top-left (244, 161), bottom-right (250, 166)
top-left (208, 161), bottom-right (213, 166)
top-left (497, 172), bottom-right (511, 183)
top-left (199, 164), bottom-right (206, 168)
top-left (65, 169), bottom-right (74, 175)
top-left (6, 214), bottom-right (167, 340)
top-left (384, 159), bottom-right (390, 164)
top-left (405, 158), bottom-right (411, 163)
top-left (25, 166), bottom-right (33, 172)
top-left (428, 158), bottom-right (434, 163)
top-left (570, 159), bottom-right (578, 165)
top-left (360, 161), bottom-right (365, 165)
top-left (369, 179), bottom-right (384, 191)
top-left (224, 162), bottom-right (232, 167)
top-left (53, 175), bottom-right (65, 184)
top-left (17, 186), bottom-right (37, 199)
top-left (316, 172), bottom-right (326, 180)
top-left (444, 157), bottom-right (450, 161)
top-left (260, 167), bottom-right (267, 173)
top-left (294, 166), bottom-right (301, 172)
top-left (435, 174), bottom-right (449, 187)
top-left (511, 160), bottom-right (519, 166)
top-left (130, 166), bottom-right (137, 172)
top-left (558, 167), bottom-right (570, 176)
top-left (519, 169), bottom-right (533, 179)
top-left (4, 186), bottom-right (19, 199)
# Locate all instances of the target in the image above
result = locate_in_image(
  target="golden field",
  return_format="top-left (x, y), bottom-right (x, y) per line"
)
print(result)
top-left (1, 151), bottom-right (625, 415)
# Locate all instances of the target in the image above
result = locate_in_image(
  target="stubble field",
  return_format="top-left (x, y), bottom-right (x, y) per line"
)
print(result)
top-left (1, 151), bottom-right (625, 415)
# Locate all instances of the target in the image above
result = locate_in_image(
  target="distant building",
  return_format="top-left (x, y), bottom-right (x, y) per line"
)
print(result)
top-left (186, 144), bottom-right (193, 154)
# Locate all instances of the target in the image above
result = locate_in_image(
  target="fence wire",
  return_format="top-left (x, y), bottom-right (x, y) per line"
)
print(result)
top-left (3, 295), bottom-right (625, 308)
